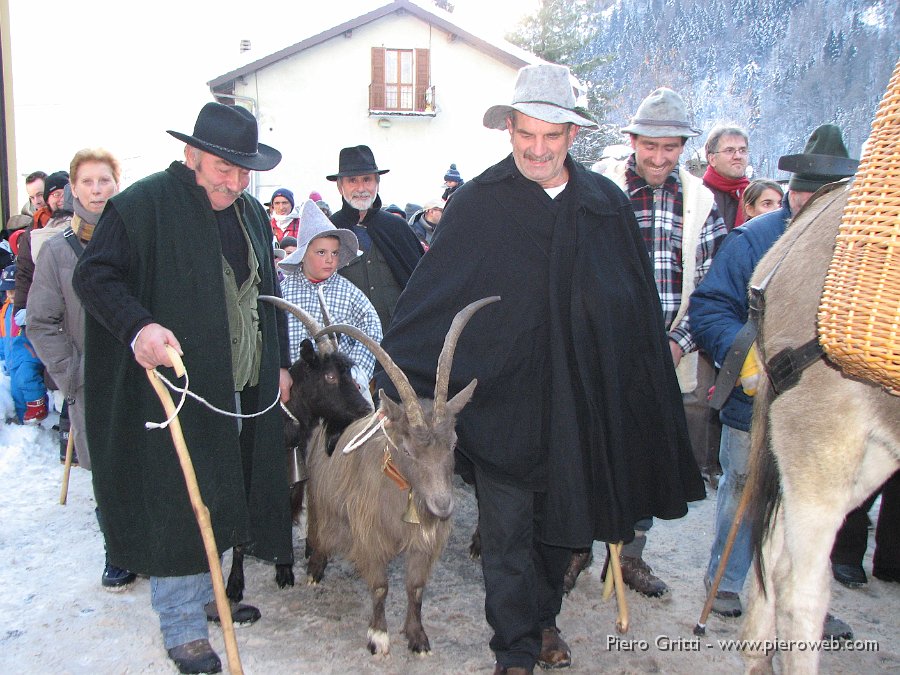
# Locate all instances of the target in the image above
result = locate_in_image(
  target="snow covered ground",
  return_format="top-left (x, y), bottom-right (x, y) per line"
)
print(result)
top-left (0, 370), bottom-right (897, 674)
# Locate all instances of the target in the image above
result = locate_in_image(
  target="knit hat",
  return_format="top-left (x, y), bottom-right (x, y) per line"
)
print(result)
top-left (384, 204), bottom-right (406, 219)
top-left (484, 64), bottom-right (597, 130)
top-left (43, 170), bottom-right (69, 203)
top-left (280, 235), bottom-right (298, 249)
top-left (270, 188), bottom-right (295, 209)
top-left (443, 163), bottom-right (463, 184)
top-left (279, 200), bottom-right (360, 272)
top-left (621, 87), bottom-right (702, 138)
top-left (779, 124), bottom-right (859, 193)
top-left (308, 191), bottom-right (323, 202)
top-left (0, 264), bottom-right (15, 291)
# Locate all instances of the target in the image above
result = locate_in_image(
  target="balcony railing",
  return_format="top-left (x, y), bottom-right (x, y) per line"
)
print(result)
top-left (369, 83), bottom-right (436, 115)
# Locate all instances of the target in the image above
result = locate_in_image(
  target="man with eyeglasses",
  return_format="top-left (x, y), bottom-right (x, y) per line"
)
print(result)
top-left (592, 87), bottom-right (726, 599)
top-left (703, 125), bottom-right (751, 231)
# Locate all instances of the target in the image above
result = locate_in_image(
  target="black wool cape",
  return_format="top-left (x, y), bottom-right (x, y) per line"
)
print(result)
top-left (78, 162), bottom-right (291, 576)
top-left (376, 154), bottom-right (705, 546)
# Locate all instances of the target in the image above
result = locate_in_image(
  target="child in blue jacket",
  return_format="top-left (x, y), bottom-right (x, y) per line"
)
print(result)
top-left (0, 264), bottom-right (47, 423)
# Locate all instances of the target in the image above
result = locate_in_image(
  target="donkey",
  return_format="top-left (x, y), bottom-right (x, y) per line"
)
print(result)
top-left (740, 182), bottom-right (900, 673)
top-left (225, 297), bottom-right (372, 602)
top-left (304, 296), bottom-right (499, 656)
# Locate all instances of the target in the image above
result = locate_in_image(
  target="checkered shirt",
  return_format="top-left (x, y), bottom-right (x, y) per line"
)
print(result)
top-left (624, 155), bottom-right (727, 353)
top-left (280, 269), bottom-right (382, 378)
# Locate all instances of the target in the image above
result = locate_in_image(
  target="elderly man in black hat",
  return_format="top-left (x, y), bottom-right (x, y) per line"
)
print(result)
top-left (327, 145), bottom-right (423, 332)
top-left (374, 63), bottom-right (704, 674)
top-left (691, 123), bottom-right (859, 635)
top-left (73, 102), bottom-right (293, 674)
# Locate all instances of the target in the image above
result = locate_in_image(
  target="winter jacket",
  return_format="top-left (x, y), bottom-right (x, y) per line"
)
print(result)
top-left (690, 201), bottom-right (791, 431)
top-left (331, 194), bottom-right (423, 330)
top-left (27, 225), bottom-right (91, 467)
top-left (73, 161), bottom-right (290, 576)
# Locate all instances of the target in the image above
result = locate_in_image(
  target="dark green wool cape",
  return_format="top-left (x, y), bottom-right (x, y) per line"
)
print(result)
top-left (80, 162), bottom-right (291, 576)
top-left (376, 155), bottom-right (705, 547)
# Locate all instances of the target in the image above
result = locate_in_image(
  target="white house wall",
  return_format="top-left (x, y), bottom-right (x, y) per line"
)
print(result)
top-left (233, 12), bottom-right (523, 210)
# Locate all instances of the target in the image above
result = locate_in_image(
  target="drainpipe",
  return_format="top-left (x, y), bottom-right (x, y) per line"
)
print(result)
top-left (0, 26), bottom-right (12, 228)
top-left (212, 93), bottom-right (262, 201)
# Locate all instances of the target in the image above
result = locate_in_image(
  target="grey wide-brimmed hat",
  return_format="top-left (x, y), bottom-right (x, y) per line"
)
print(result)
top-left (778, 124), bottom-right (859, 192)
top-left (167, 102), bottom-right (281, 171)
top-left (279, 200), bottom-right (360, 272)
top-left (621, 87), bottom-right (702, 138)
top-left (483, 64), bottom-right (597, 130)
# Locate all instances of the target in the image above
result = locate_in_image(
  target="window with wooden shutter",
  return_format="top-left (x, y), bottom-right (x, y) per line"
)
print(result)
top-left (370, 47), bottom-right (432, 113)
top-left (370, 47), bottom-right (386, 110)
top-left (415, 48), bottom-right (430, 111)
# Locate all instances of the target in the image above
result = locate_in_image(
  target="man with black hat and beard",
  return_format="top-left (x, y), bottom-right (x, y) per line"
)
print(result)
top-left (375, 64), bottom-right (704, 674)
top-left (73, 102), bottom-right (293, 674)
top-left (691, 123), bottom-right (859, 636)
top-left (327, 145), bottom-right (423, 332)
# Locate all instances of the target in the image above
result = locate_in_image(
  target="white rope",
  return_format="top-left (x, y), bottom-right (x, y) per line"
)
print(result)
top-left (145, 368), bottom-right (281, 430)
top-left (342, 412), bottom-right (386, 454)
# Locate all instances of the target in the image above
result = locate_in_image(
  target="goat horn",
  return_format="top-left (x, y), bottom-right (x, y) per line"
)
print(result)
top-left (258, 294), bottom-right (334, 354)
top-left (433, 296), bottom-right (500, 423)
top-left (312, 323), bottom-right (427, 430)
top-left (315, 285), bottom-right (340, 352)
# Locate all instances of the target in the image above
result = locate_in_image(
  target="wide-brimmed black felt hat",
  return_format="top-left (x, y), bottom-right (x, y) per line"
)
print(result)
top-left (326, 145), bottom-right (389, 181)
top-left (167, 102), bottom-right (281, 171)
top-left (778, 124), bottom-right (858, 192)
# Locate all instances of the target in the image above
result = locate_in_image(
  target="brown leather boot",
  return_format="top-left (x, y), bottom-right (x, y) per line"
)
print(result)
top-left (619, 554), bottom-right (669, 597)
top-left (537, 627), bottom-right (571, 669)
top-left (563, 549), bottom-right (593, 594)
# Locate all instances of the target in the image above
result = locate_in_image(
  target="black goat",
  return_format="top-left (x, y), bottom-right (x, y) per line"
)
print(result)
top-left (225, 296), bottom-right (372, 601)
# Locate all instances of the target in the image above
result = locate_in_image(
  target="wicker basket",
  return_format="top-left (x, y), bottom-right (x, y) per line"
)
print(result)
top-left (817, 58), bottom-right (900, 394)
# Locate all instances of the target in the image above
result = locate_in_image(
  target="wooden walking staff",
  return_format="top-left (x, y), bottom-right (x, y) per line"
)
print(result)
top-left (146, 345), bottom-right (244, 675)
top-left (601, 542), bottom-right (630, 633)
top-left (59, 428), bottom-right (76, 505)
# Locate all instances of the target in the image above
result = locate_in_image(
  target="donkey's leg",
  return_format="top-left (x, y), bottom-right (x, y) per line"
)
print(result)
top-left (774, 490), bottom-right (845, 674)
top-left (741, 505), bottom-right (784, 674)
top-left (402, 549), bottom-right (437, 654)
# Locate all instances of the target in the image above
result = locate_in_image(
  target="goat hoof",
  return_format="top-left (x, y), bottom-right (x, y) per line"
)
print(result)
top-left (367, 628), bottom-right (390, 656)
top-left (225, 580), bottom-right (244, 603)
top-left (468, 529), bottom-right (482, 560)
top-left (275, 565), bottom-right (295, 588)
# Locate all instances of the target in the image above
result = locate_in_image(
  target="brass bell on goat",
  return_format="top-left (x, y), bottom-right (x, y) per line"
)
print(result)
top-left (287, 446), bottom-right (308, 485)
top-left (402, 492), bottom-right (420, 524)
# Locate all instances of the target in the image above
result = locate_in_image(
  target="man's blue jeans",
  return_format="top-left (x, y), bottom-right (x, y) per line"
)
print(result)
top-left (150, 572), bottom-right (214, 650)
top-left (705, 424), bottom-right (753, 594)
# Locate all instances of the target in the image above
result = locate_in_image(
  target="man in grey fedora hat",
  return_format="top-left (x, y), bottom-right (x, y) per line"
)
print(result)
top-left (691, 124), bottom-right (858, 635)
top-left (73, 101), bottom-right (294, 674)
top-left (375, 63), bottom-right (704, 674)
top-left (593, 86), bottom-right (726, 599)
top-left (327, 144), bottom-right (423, 332)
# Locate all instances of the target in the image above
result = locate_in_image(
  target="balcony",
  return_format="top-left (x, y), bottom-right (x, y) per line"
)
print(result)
top-left (369, 83), bottom-right (436, 117)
